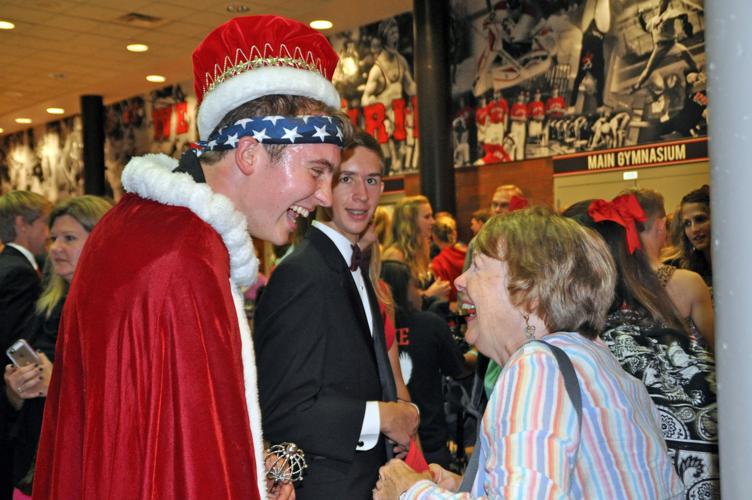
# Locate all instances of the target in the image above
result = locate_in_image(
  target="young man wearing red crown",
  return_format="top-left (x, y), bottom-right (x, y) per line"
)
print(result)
top-left (33, 15), bottom-right (349, 500)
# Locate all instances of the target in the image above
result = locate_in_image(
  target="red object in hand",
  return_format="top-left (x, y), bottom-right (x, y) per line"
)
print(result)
top-left (404, 437), bottom-right (429, 472)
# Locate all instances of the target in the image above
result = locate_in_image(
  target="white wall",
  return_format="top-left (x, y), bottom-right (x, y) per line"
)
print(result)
top-left (553, 161), bottom-right (709, 212)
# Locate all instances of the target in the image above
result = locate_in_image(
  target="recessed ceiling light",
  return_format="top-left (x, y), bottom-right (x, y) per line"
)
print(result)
top-left (146, 74), bottom-right (166, 83)
top-left (310, 20), bottom-right (333, 30)
top-left (48, 72), bottom-right (66, 80)
top-left (46, 107), bottom-right (65, 115)
top-left (226, 4), bottom-right (251, 13)
top-left (15, 118), bottom-right (32, 124)
top-left (0, 20), bottom-right (15, 30)
top-left (126, 43), bottom-right (149, 52)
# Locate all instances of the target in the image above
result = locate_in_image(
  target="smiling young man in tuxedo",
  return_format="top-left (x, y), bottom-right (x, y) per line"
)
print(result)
top-left (255, 131), bottom-right (419, 498)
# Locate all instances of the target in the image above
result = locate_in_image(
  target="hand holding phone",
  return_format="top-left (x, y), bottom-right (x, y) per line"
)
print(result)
top-left (6, 339), bottom-right (40, 368)
top-left (4, 343), bottom-right (51, 405)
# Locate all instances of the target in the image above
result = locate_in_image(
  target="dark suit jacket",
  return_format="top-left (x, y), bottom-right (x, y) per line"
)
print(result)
top-left (254, 226), bottom-right (387, 499)
top-left (0, 245), bottom-right (41, 355)
top-left (0, 245), bottom-right (41, 496)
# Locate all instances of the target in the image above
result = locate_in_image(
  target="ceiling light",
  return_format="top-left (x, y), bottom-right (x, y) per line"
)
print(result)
top-left (15, 118), bottom-right (32, 124)
top-left (0, 128), bottom-right (4, 134)
top-left (0, 20), bottom-right (15, 30)
top-left (310, 20), bottom-right (333, 30)
top-left (126, 43), bottom-right (149, 52)
top-left (226, 4), bottom-right (251, 13)
top-left (48, 72), bottom-right (66, 80)
top-left (47, 107), bottom-right (65, 115)
top-left (146, 74), bottom-right (166, 83)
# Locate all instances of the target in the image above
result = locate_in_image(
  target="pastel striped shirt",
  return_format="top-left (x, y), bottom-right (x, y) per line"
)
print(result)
top-left (405, 332), bottom-right (683, 499)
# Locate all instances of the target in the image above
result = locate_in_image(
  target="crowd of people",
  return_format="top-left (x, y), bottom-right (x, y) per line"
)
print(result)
top-left (0, 13), bottom-right (718, 500)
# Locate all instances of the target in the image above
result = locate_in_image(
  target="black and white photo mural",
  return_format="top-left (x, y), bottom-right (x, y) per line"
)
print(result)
top-left (449, 0), bottom-right (707, 166)
top-left (0, 83), bottom-right (197, 200)
top-left (329, 13), bottom-right (419, 176)
top-left (0, 118), bottom-right (84, 202)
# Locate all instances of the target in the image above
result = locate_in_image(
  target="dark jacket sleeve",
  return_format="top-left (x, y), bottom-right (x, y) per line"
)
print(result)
top-left (254, 258), bottom-right (366, 463)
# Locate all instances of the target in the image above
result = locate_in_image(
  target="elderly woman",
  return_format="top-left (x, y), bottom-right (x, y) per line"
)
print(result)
top-left (374, 208), bottom-right (682, 499)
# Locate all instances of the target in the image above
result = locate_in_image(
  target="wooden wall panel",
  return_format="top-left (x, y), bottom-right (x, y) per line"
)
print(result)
top-left (398, 158), bottom-right (554, 243)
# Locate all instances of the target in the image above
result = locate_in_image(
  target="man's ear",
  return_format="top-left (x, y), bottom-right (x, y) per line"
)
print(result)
top-left (14, 215), bottom-right (26, 233)
top-left (234, 136), bottom-right (263, 176)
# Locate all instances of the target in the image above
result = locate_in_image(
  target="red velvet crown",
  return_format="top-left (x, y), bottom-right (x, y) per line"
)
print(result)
top-left (192, 15), bottom-right (341, 139)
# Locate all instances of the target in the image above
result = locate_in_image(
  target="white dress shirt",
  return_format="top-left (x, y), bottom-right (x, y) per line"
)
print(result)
top-left (312, 221), bottom-right (381, 451)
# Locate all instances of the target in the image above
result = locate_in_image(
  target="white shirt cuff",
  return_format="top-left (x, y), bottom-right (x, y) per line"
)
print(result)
top-left (357, 401), bottom-right (381, 450)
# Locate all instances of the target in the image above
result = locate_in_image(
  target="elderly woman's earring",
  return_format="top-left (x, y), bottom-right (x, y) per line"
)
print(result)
top-left (523, 314), bottom-right (536, 341)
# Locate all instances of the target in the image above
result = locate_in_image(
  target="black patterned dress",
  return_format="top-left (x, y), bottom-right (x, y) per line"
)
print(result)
top-left (601, 308), bottom-right (719, 500)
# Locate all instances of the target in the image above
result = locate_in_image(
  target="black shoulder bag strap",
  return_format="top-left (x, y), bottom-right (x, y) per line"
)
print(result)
top-left (459, 340), bottom-right (582, 492)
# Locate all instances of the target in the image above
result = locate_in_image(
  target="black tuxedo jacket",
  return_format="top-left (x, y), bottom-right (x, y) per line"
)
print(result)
top-left (254, 226), bottom-right (388, 499)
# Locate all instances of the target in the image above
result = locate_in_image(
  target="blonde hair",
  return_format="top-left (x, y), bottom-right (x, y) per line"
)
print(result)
top-left (432, 214), bottom-right (457, 245)
top-left (37, 196), bottom-right (113, 317)
top-left (389, 195), bottom-right (431, 282)
top-left (475, 207), bottom-right (616, 337)
top-left (372, 206), bottom-right (392, 249)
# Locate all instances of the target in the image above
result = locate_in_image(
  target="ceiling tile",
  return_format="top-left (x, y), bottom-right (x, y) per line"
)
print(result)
top-left (156, 20), bottom-right (210, 37)
top-left (64, 3), bottom-right (127, 22)
top-left (0, 5), bottom-right (56, 24)
top-left (26, 26), bottom-right (84, 42)
top-left (87, 22), bottom-right (147, 39)
top-left (40, 15), bottom-right (100, 32)
top-left (128, 2), bottom-right (203, 21)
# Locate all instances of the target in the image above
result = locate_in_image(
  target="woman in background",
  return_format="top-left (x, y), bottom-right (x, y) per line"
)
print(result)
top-left (627, 188), bottom-right (714, 348)
top-left (430, 214), bottom-right (467, 305)
top-left (4, 195), bottom-right (112, 499)
top-left (670, 185), bottom-right (712, 288)
top-left (383, 196), bottom-right (449, 305)
top-left (566, 194), bottom-right (718, 498)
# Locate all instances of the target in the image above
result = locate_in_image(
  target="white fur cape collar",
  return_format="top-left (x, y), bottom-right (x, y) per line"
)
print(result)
top-left (121, 153), bottom-right (259, 288)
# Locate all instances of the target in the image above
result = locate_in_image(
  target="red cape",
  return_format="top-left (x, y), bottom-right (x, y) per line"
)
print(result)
top-left (34, 155), bottom-right (265, 499)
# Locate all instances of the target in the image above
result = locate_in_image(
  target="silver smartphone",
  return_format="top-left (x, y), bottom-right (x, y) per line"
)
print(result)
top-left (6, 339), bottom-right (40, 368)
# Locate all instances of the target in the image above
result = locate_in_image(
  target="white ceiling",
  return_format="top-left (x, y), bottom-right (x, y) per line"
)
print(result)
top-left (0, 0), bottom-right (411, 135)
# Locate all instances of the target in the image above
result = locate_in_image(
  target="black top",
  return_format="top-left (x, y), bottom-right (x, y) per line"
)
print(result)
top-left (395, 310), bottom-right (465, 452)
top-left (11, 297), bottom-right (65, 494)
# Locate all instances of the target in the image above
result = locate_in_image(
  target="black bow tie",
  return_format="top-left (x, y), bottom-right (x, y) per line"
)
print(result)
top-left (350, 244), bottom-right (369, 272)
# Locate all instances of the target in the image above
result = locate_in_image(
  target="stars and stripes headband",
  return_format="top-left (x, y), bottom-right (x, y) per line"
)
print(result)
top-left (193, 115), bottom-right (344, 155)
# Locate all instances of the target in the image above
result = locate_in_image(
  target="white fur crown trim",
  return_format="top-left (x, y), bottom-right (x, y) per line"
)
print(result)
top-left (197, 65), bottom-right (341, 140)
top-left (121, 154), bottom-right (258, 287)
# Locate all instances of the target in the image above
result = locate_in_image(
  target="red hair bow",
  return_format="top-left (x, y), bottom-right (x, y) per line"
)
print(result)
top-left (588, 194), bottom-right (647, 254)
top-left (508, 195), bottom-right (529, 212)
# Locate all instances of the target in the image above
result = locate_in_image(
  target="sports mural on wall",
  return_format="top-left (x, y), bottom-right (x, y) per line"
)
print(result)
top-left (329, 12), bottom-right (419, 176)
top-left (104, 84), bottom-right (197, 199)
top-left (449, 0), bottom-right (707, 166)
top-left (0, 83), bottom-right (197, 200)
top-left (0, 118), bottom-right (84, 203)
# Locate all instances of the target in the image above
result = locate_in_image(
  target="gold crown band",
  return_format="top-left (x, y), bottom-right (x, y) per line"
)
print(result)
top-left (205, 57), bottom-right (324, 95)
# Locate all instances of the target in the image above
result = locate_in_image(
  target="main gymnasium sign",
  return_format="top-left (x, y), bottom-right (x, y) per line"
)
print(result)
top-left (553, 138), bottom-right (708, 175)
